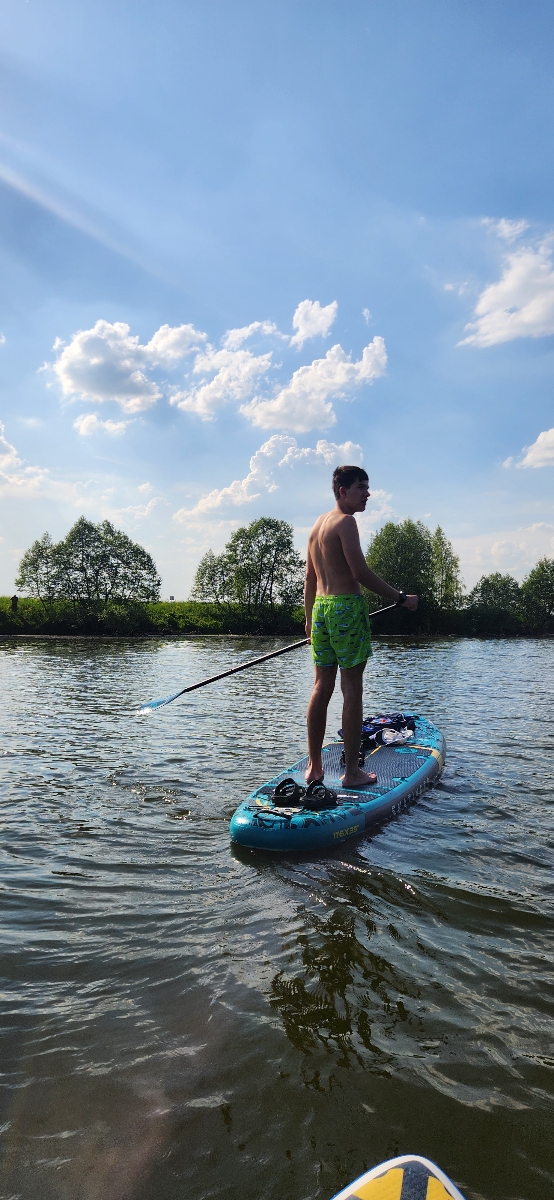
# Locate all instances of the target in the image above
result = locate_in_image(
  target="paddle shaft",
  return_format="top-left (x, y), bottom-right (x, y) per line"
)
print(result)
top-left (153, 601), bottom-right (400, 705)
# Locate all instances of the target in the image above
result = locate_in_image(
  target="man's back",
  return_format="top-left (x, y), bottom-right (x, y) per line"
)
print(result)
top-left (307, 509), bottom-right (361, 596)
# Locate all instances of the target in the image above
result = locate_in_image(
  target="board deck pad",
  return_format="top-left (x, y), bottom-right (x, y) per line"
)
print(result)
top-left (256, 741), bottom-right (434, 801)
top-left (330, 1154), bottom-right (466, 1200)
top-left (230, 714), bottom-right (446, 853)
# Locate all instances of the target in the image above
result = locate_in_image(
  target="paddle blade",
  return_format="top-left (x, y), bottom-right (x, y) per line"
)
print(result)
top-left (138, 690), bottom-right (183, 714)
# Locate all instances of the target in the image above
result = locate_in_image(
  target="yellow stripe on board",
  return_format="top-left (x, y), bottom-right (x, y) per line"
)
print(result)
top-left (352, 1166), bottom-right (404, 1200)
top-left (410, 746), bottom-right (444, 769)
top-left (426, 1178), bottom-right (453, 1199)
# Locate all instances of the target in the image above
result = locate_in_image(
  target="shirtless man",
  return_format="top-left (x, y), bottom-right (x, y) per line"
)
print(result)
top-left (304, 465), bottom-right (418, 789)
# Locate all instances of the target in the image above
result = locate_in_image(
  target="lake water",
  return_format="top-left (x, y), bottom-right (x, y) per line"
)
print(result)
top-left (0, 635), bottom-right (552, 1200)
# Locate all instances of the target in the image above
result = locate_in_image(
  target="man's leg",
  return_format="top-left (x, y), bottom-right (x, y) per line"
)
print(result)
top-left (305, 664), bottom-right (337, 783)
top-left (340, 661), bottom-right (377, 788)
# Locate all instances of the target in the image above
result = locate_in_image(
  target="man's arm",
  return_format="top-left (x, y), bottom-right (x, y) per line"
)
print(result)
top-left (304, 547), bottom-right (318, 637)
top-left (339, 516), bottom-right (418, 609)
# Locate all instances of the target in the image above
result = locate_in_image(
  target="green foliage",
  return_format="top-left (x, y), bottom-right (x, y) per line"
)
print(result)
top-left (366, 519), bottom-right (435, 601)
top-left (0, 597), bottom-right (304, 636)
top-left (464, 572), bottom-right (524, 636)
top-left (365, 519), bottom-right (451, 631)
top-left (15, 517), bottom-right (161, 621)
top-left (191, 517), bottom-right (304, 618)
top-left (432, 526), bottom-right (463, 609)
top-left (521, 558), bottom-right (554, 632)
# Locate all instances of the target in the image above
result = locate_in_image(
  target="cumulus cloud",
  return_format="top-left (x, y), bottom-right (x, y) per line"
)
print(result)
top-left (221, 321), bottom-right (282, 350)
top-left (290, 299), bottom-right (338, 348)
top-left (145, 323), bottom-right (206, 364)
top-left (170, 345), bottom-right (273, 419)
top-left (504, 427), bottom-right (554, 469)
top-left (73, 412), bottom-right (128, 436)
top-left (173, 435), bottom-right (363, 520)
top-left (482, 217), bottom-right (529, 242)
top-left (460, 236), bottom-right (554, 347)
top-left (452, 523), bottom-right (554, 588)
top-left (50, 319), bottom-right (206, 413)
top-left (240, 337), bottom-right (387, 432)
top-left (0, 421), bottom-right (82, 502)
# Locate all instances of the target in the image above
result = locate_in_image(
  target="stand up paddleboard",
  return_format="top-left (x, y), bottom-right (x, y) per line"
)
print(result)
top-left (330, 1154), bottom-right (466, 1200)
top-left (230, 713), bottom-right (445, 853)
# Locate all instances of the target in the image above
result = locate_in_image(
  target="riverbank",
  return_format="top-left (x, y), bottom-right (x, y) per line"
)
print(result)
top-left (2, 596), bottom-right (552, 637)
top-left (0, 598), bottom-right (305, 636)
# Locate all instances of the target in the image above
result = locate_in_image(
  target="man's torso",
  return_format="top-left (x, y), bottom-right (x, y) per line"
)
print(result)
top-left (308, 509), bottom-right (361, 596)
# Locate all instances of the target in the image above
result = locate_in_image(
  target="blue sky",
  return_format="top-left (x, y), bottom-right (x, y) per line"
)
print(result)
top-left (1, 0), bottom-right (554, 596)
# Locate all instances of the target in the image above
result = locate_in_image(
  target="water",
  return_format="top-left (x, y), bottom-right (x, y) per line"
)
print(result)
top-left (0, 635), bottom-right (552, 1200)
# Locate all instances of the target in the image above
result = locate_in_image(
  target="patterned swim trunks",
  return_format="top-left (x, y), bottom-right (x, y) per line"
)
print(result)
top-left (310, 594), bottom-right (372, 669)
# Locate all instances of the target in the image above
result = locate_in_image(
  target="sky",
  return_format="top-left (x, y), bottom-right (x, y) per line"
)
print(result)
top-left (1, 0), bottom-right (554, 597)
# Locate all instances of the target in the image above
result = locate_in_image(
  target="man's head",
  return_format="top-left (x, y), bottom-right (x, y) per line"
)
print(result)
top-left (332, 464), bottom-right (369, 500)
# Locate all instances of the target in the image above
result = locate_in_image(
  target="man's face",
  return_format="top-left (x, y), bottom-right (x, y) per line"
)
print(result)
top-left (341, 477), bottom-right (370, 511)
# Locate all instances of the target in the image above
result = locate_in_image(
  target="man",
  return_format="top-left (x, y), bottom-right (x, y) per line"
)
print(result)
top-left (304, 465), bottom-right (417, 789)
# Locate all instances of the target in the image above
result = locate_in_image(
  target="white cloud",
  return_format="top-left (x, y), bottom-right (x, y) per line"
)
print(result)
top-left (0, 333), bottom-right (5, 345)
top-left (0, 421), bottom-right (83, 502)
top-left (452, 523), bottom-right (554, 588)
top-left (170, 345), bottom-right (273, 419)
top-left (482, 217), bottom-right (529, 242)
top-left (145, 323), bottom-right (206, 364)
top-left (173, 435), bottom-right (364, 520)
top-left (49, 319), bottom-right (206, 413)
top-left (504, 427), bottom-right (554, 469)
top-left (18, 417), bottom-right (44, 428)
top-left (137, 482), bottom-right (154, 494)
top-left (290, 299), bottom-right (338, 348)
top-left (240, 337), bottom-right (387, 432)
top-left (460, 236), bottom-right (554, 347)
top-left (73, 412), bottom-right (128, 436)
top-left (108, 496), bottom-right (165, 521)
top-left (0, 423), bottom-right (20, 472)
top-left (362, 308), bottom-right (372, 324)
top-left (221, 321), bottom-right (282, 350)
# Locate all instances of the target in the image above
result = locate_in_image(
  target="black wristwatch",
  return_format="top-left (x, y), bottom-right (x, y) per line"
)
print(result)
top-left (396, 591), bottom-right (407, 605)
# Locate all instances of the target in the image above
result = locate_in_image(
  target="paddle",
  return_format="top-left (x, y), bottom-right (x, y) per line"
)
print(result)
top-left (138, 601), bottom-right (401, 713)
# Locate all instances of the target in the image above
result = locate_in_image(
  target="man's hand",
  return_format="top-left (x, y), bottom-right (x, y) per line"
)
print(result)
top-left (402, 594), bottom-right (418, 611)
top-left (305, 621), bottom-right (312, 642)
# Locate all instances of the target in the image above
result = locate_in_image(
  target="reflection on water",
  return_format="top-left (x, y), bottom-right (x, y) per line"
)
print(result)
top-left (0, 635), bottom-right (553, 1200)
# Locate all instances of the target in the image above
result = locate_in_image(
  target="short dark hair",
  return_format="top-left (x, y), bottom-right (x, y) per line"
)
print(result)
top-left (332, 464), bottom-right (368, 499)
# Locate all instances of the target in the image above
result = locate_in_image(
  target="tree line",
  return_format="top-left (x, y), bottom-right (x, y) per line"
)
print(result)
top-left (3, 513), bottom-right (554, 636)
top-left (365, 518), bottom-right (554, 635)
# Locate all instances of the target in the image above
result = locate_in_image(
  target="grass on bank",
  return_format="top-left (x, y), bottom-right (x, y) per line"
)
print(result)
top-left (1, 596), bottom-right (553, 637)
top-left (0, 597), bottom-right (306, 636)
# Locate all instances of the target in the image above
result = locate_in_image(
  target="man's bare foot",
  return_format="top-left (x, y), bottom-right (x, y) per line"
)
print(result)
top-left (341, 768), bottom-right (378, 789)
top-left (305, 759), bottom-right (324, 784)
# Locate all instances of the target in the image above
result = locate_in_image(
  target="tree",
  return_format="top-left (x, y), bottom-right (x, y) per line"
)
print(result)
top-left (464, 572), bottom-right (523, 636)
top-left (521, 558), bottom-right (554, 632)
top-left (16, 518), bottom-right (161, 613)
top-left (191, 517), bottom-right (304, 615)
top-left (432, 526), bottom-right (463, 609)
top-left (366, 519), bottom-right (436, 604)
top-left (14, 532), bottom-right (60, 612)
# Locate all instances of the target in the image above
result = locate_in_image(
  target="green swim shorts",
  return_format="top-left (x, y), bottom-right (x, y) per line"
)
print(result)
top-left (310, 594), bottom-right (372, 669)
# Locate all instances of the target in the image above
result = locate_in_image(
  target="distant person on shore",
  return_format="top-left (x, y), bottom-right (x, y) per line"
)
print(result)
top-left (10, 595), bottom-right (18, 613)
top-left (304, 465), bottom-right (417, 789)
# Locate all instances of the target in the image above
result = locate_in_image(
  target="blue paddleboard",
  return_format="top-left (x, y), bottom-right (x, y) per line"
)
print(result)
top-left (330, 1154), bottom-right (466, 1199)
top-left (230, 713), bottom-right (445, 853)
